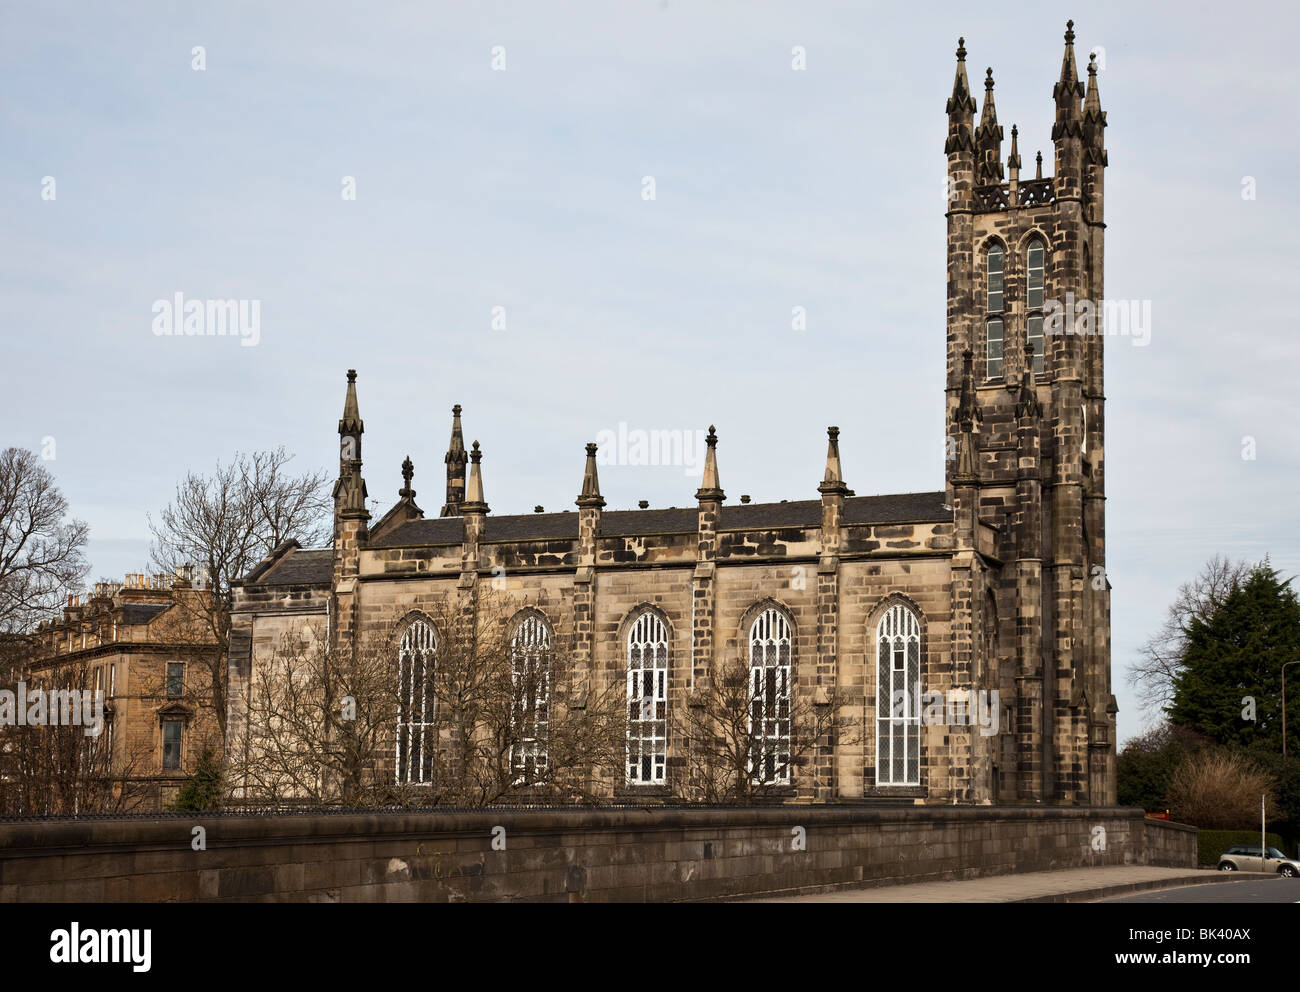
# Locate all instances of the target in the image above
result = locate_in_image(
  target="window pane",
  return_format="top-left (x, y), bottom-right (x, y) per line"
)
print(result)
top-left (1027, 243), bottom-right (1045, 309)
top-left (986, 319), bottom-right (1003, 379)
top-left (627, 612), bottom-right (669, 784)
top-left (1027, 315), bottom-right (1044, 375)
top-left (986, 247), bottom-right (1004, 313)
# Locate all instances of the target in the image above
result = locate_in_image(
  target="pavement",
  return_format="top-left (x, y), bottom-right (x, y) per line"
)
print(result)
top-left (750, 866), bottom-right (1273, 902)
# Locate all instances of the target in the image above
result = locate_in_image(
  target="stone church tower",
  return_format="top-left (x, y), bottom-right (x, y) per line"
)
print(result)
top-left (227, 23), bottom-right (1117, 808)
top-left (945, 21), bottom-right (1115, 804)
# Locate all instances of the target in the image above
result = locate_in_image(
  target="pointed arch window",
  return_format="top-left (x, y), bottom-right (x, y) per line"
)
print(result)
top-left (510, 613), bottom-right (552, 785)
top-left (626, 611), bottom-right (669, 785)
top-left (986, 243), bottom-right (1005, 380)
top-left (397, 620), bottom-right (436, 785)
top-left (749, 608), bottom-right (792, 785)
top-left (876, 603), bottom-right (921, 786)
top-left (1026, 239), bottom-right (1046, 376)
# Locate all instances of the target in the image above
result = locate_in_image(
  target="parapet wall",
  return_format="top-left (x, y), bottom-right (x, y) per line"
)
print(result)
top-left (0, 805), bottom-right (1196, 902)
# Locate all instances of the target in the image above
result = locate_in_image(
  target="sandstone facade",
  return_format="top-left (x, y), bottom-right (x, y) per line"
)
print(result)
top-left (228, 22), bottom-right (1115, 806)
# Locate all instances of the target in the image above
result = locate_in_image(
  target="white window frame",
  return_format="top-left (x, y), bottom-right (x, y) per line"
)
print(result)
top-left (876, 603), bottom-right (921, 786)
top-left (748, 608), bottom-right (792, 786)
top-left (626, 612), bottom-right (668, 785)
top-left (1026, 240), bottom-right (1046, 376)
top-left (986, 243), bottom-right (1005, 313)
top-left (510, 613), bottom-right (551, 786)
top-left (986, 318), bottom-right (1004, 381)
top-left (396, 620), bottom-right (436, 785)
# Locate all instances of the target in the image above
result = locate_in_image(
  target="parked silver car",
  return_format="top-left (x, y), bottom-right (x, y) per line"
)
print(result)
top-left (1216, 845), bottom-right (1300, 876)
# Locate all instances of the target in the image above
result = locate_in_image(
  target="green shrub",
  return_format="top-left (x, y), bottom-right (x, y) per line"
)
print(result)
top-left (1196, 829), bottom-right (1287, 867)
top-left (173, 747), bottom-right (223, 812)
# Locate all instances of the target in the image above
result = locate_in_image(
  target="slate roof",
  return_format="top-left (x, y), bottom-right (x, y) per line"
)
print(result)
top-left (257, 549), bottom-right (334, 586)
top-left (120, 603), bottom-right (172, 625)
top-left (251, 492), bottom-right (950, 588)
top-left (370, 491), bottom-right (950, 547)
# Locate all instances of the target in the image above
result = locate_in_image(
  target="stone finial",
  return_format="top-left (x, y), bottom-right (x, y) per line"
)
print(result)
top-left (399, 456), bottom-right (415, 499)
top-left (955, 349), bottom-right (983, 431)
top-left (1008, 124), bottom-right (1022, 172)
top-left (461, 440), bottom-right (488, 514)
top-left (818, 426), bottom-right (849, 497)
top-left (577, 441), bottom-right (606, 509)
top-left (695, 425), bottom-right (724, 503)
top-left (947, 36), bottom-right (976, 117)
top-left (975, 66), bottom-right (1004, 182)
top-left (445, 404), bottom-right (466, 465)
top-left (338, 368), bottom-right (363, 436)
top-left (1015, 368), bottom-right (1043, 420)
top-left (1036, 150), bottom-right (1043, 179)
top-left (1054, 19), bottom-right (1084, 112)
top-left (1083, 52), bottom-right (1106, 127)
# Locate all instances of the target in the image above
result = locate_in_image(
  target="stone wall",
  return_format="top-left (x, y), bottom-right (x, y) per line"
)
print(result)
top-left (0, 806), bottom-right (1195, 903)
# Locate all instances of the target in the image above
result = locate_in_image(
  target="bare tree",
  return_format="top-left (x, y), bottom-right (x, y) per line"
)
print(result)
top-left (1167, 749), bottom-right (1277, 829)
top-left (231, 591), bottom-right (624, 808)
top-left (678, 657), bottom-right (858, 804)
top-left (0, 448), bottom-right (89, 634)
top-left (418, 592), bottom-right (624, 806)
top-left (0, 646), bottom-right (152, 815)
top-left (148, 447), bottom-right (330, 743)
top-left (228, 627), bottom-right (399, 807)
top-left (1127, 554), bottom-right (1251, 719)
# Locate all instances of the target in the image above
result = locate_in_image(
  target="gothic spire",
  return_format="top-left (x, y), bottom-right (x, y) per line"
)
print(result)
top-left (339, 369), bottom-right (363, 436)
top-left (1007, 123), bottom-right (1022, 173)
top-left (1057, 19), bottom-right (1080, 90)
top-left (461, 441), bottom-right (488, 514)
top-left (975, 67), bottom-right (1004, 182)
top-left (1084, 53), bottom-right (1102, 118)
top-left (445, 403), bottom-right (466, 466)
top-left (441, 404), bottom-right (468, 517)
top-left (1052, 19), bottom-right (1085, 136)
top-left (1083, 52), bottom-right (1107, 158)
top-left (947, 37), bottom-right (976, 117)
top-left (576, 442), bottom-right (605, 508)
top-left (955, 350), bottom-right (983, 432)
top-left (694, 426), bottom-right (724, 502)
top-left (334, 369), bottom-right (368, 518)
top-left (818, 426), bottom-right (849, 497)
top-left (952, 352), bottom-right (981, 484)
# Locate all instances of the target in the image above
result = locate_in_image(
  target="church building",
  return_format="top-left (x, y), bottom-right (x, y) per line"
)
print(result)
top-left (227, 22), bottom-right (1116, 805)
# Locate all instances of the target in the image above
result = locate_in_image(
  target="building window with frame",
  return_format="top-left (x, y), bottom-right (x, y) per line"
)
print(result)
top-left (876, 603), bottom-right (921, 786)
top-left (166, 662), bottom-right (184, 697)
top-left (626, 611), bottom-right (668, 785)
top-left (748, 608), bottom-right (792, 786)
top-left (396, 619), bottom-right (436, 785)
top-left (510, 612), bottom-right (552, 786)
top-left (162, 719), bottom-right (182, 771)
top-left (986, 243), bottom-right (1005, 380)
top-left (1026, 238), bottom-right (1046, 376)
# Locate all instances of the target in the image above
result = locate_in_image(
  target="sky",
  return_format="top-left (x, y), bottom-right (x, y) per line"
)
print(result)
top-left (3, 0), bottom-right (1298, 747)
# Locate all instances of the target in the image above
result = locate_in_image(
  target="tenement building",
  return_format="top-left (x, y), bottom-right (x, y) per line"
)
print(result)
top-left (23, 572), bottom-right (223, 811)
top-left (227, 22), bottom-right (1116, 805)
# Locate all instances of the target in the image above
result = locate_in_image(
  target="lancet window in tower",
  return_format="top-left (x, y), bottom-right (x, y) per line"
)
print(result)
top-left (510, 612), bottom-right (552, 785)
top-left (626, 611), bottom-right (669, 785)
top-left (748, 608), bottom-right (792, 785)
top-left (986, 243), bottom-right (1005, 380)
top-left (876, 603), bottom-right (921, 786)
top-left (1026, 238), bottom-right (1046, 376)
top-left (396, 619), bottom-right (436, 785)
